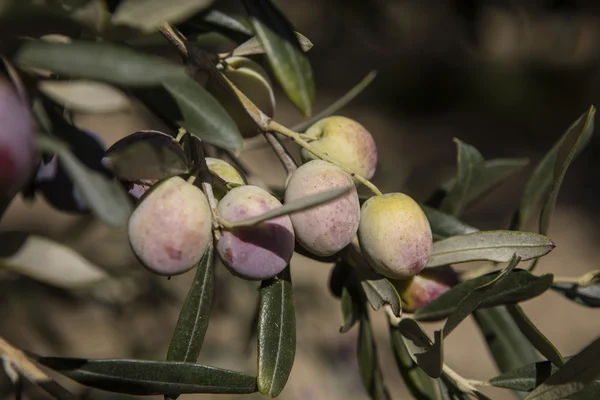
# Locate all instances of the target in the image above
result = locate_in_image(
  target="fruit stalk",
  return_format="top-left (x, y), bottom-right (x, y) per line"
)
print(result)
top-left (268, 120), bottom-right (383, 196)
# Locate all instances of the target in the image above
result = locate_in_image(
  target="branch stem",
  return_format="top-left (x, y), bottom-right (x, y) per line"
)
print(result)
top-left (159, 23), bottom-right (188, 59)
top-left (262, 131), bottom-right (298, 176)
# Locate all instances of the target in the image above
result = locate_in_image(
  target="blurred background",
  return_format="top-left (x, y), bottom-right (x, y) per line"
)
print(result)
top-left (2, 0), bottom-right (600, 399)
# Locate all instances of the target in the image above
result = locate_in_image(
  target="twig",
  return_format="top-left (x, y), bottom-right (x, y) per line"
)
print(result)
top-left (262, 131), bottom-right (298, 176)
top-left (159, 23), bottom-right (188, 59)
top-left (268, 120), bottom-right (383, 196)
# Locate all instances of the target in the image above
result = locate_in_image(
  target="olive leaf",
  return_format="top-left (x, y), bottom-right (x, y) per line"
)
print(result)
top-left (243, 0), bottom-right (315, 116)
top-left (219, 186), bottom-right (351, 229)
top-left (360, 276), bottom-right (402, 317)
top-left (231, 31), bottom-right (313, 57)
top-left (398, 318), bottom-right (444, 379)
top-left (112, 0), bottom-right (215, 32)
top-left (357, 307), bottom-right (392, 399)
top-left (32, 356), bottom-right (257, 396)
top-left (257, 267), bottom-right (296, 398)
top-left (426, 230), bottom-right (555, 268)
top-left (36, 135), bottom-right (133, 227)
top-left (551, 283), bottom-right (600, 308)
top-left (438, 375), bottom-right (471, 400)
top-left (0, 232), bottom-right (107, 289)
top-left (506, 304), bottom-right (564, 368)
top-left (440, 139), bottom-right (484, 216)
top-left (388, 316), bottom-right (437, 400)
top-left (420, 203), bottom-right (479, 240)
top-left (524, 336), bottom-right (600, 400)
top-left (340, 286), bottom-right (360, 333)
top-left (15, 40), bottom-right (184, 87)
top-left (414, 269), bottom-right (553, 322)
top-left (104, 130), bottom-right (189, 181)
top-left (38, 80), bottom-right (131, 113)
top-left (166, 240), bottom-right (215, 363)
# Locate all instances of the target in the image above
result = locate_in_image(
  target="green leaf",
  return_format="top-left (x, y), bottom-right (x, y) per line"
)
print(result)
top-left (232, 31), bottom-right (313, 57)
top-left (420, 204), bottom-right (479, 240)
top-left (426, 231), bottom-right (555, 268)
top-left (506, 304), bottom-right (564, 367)
top-left (539, 106), bottom-right (595, 235)
top-left (440, 139), bottom-right (484, 216)
top-left (15, 41), bottom-right (184, 87)
top-left (166, 240), bottom-right (215, 363)
top-left (388, 317), bottom-right (438, 400)
top-left (339, 286), bottom-right (360, 333)
top-left (514, 106), bottom-right (595, 231)
top-left (438, 158), bottom-right (529, 208)
top-left (33, 356), bottom-right (257, 395)
top-left (112, 0), bottom-right (215, 32)
top-left (220, 186), bottom-right (351, 228)
top-left (474, 306), bottom-right (540, 393)
top-left (291, 70), bottom-right (378, 133)
top-left (489, 359), bottom-right (559, 391)
top-left (551, 283), bottom-right (600, 308)
top-left (36, 135), bottom-right (133, 227)
top-left (357, 310), bottom-right (391, 399)
top-left (0, 232), bottom-right (107, 289)
top-left (257, 266), bottom-right (296, 398)
top-left (398, 318), bottom-right (443, 379)
top-left (439, 375), bottom-right (471, 400)
top-left (414, 269), bottom-right (553, 322)
top-left (104, 130), bottom-right (189, 181)
top-left (195, 10), bottom-right (253, 39)
top-left (162, 75), bottom-right (243, 151)
top-left (38, 80), bottom-right (131, 114)
top-left (360, 276), bottom-right (402, 317)
top-left (243, 0), bottom-right (315, 116)
top-left (524, 336), bottom-right (600, 400)
top-left (442, 255), bottom-right (521, 336)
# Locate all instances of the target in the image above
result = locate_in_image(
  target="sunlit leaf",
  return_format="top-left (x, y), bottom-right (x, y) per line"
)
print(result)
top-left (33, 356), bottom-right (257, 395)
top-left (243, 0), bottom-right (315, 116)
top-left (414, 269), bottom-right (553, 322)
top-left (506, 304), bottom-right (564, 367)
top-left (219, 186), bottom-right (351, 229)
top-left (0, 232), bottom-right (107, 289)
top-left (38, 80), bottom-right (130, 113)
top-left (162, 75), bottom-right (243, 151)
top-left (232, 31), bottom-right (313, 57)
top-left (426, 231), bottom-right (555, 268)
top-left (525, 336), bottom-right (600, 400)
top-left (15, 41), bottom-right (184, 87)
top-left (112, 0), bottom-right (215, 32)
top-left (166, 240), bottom-right (215, 363)
top-left (36, 135), bottom-right (132, 227)
top-left (103, 130), bottom-right (189, 181)
top-left (257, 267), bottom-right (295, 398)
top-left (388, 317), bottom-right (437, 400)
top-left (440, 139), bottom-right (484, 216)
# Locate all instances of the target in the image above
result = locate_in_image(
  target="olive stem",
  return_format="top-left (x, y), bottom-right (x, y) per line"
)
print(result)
top-left (268, 120), bottom-right (383, 196)
top-left (159, 23), bottom-right (188, 59)
top-left (262, 131), bottom-right (297, 176)
top-left (443, 364), bottom-right (491, 392)
top-left (202, 181), bottom-right (222, 241)
top-left (174, 128), bottom-right (187, 143)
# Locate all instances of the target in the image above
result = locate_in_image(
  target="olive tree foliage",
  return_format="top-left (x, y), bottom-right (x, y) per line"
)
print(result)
top-left (0, 1), bottom-right (599, 400)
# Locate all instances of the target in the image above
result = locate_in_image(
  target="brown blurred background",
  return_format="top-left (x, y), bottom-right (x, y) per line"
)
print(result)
top-left (2, 0), bottom-right (600, 399)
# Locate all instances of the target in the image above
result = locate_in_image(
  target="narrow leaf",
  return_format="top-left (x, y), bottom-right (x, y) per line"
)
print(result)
top-left (257, 266), bottom-right (296, 398)
top-left (220, 186), bottom-right (351, 228)
top-left (551, 283), bottom-right (600, 308)
top-left (440, 139), bottom-right (484, 216)
top-left (166, 240), bottom-right (215, 363)
top-left (113, 0), bottom-right (215, 32)
top-left (162, 75), bottom-right (243, 151)
top-left (39, 80), bottom-right (130, 113)
top-left (244, 0), bottom-right (315, 116)
top-left (506, 304), bottom-right (564, 367)
top-left (291, 70), bottom-right (378, 133)
top-left (232, 31), bottom-right (313, 57)
top-left (414, 269), bottom-right (553, 322)
top-left (388, 318), bottom-right (437, 400)
top-left (426, 231), bottom-right (555, 268)
top-left (15, 41), bottom-right (183, 87)
top-left (439, 375), bottom-right (471, 400)
top-left (339, 286), bottom-right (360, 333)
top-left (420, 204), bottom-right (479, 240)
top-left (357, 310), bottom-right (391, 399)
top-left (198, 10), bottom-right (253, 38)
top-left (398, 319), bottom-right (443, 379)
top-left (525, 336), bottom-right (600, 400)
top-left (0, 232), bottom-right (107, 289)
top-left (539, 106), bottom-right (595, 235)
top-left (443, 255), bottom-right (521, 336)
top-left (36, 135), bottom-right (133, 227)
top-left (33, 356), bottom-right (257, 395)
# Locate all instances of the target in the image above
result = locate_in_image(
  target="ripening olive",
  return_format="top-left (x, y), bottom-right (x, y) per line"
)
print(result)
top-left (391, 266), bottom-right (459, 313)
top-left (301, 116), bottom-right (378, 181)
top-left (285, 160), bottom-right (360, 257)
top-left (128, 176), bottom-right (212, 276)
top-left (358, 193), bottom-right (433, 279)
top-left (217, 185), bottom-right (294, 280)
